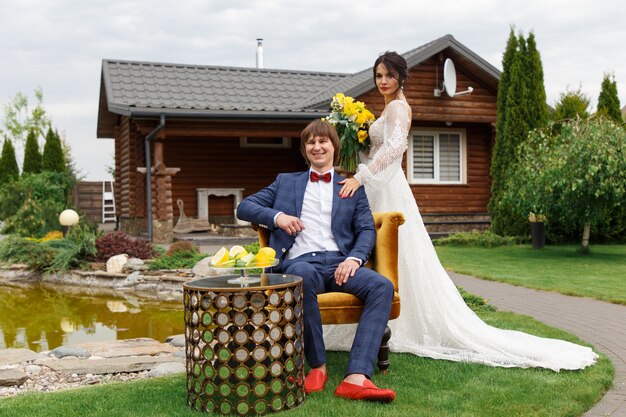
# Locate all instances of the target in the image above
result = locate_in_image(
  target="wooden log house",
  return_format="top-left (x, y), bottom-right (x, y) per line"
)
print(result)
top-left (97, 35), bottom-right (500, 243)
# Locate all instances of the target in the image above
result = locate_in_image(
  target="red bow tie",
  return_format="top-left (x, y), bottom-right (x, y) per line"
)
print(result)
top-left (310, 171), bottom-right (332, 183)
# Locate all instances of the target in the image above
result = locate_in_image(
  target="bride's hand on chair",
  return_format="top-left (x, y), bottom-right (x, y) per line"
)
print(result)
top-left (338, 177), bottom-right (361, 199)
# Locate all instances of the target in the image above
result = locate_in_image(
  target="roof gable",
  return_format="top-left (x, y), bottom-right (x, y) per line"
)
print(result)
top-left (302, 35), bottom-right (501, 109)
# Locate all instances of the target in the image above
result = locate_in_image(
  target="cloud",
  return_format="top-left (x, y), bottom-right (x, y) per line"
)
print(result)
top-left (1, 0), bottom-right (625, 179)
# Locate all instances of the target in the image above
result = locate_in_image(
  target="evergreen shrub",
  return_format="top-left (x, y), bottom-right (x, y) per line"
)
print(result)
top-left (0, 171), bottom-right (75, 237)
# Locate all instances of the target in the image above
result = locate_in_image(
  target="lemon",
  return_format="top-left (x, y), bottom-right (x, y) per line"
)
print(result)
top-left (241, 253), bottom-right (256, 267)
top-left (229, 245), bottom-right (248, 259)
top-left (210, 247), bottom-right (230, 266)
top-left (257, 247), bottom-right (276, 259)
top-left (255, 247), bottom-right (276, 267)
top-left (218, 260), bottom-right (236, 268)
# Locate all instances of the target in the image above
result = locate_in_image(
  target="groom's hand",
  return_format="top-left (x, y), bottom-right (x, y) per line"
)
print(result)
top-left (334, 259), bottom-right (360, 286)
top-left (276, 213), bottom-right (305, 236)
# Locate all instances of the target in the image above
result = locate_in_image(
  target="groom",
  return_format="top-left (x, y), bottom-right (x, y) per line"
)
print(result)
top-left (236, 119), bottom-right (395, 402)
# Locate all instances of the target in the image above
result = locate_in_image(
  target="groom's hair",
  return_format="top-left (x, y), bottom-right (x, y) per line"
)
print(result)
top-left (300, 119), bottom-right (340, 166)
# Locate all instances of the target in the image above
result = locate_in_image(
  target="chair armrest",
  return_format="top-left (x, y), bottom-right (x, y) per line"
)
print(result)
top-left (371, 212), bottom-right (405, 291)
top-left (256, 225), bottom-right (270, 247)
top-left (255, 211), bottom-right (405, 291)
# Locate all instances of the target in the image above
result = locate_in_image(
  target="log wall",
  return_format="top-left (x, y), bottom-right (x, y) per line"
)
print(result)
top-left (112, 53), bottom-right (497, 221)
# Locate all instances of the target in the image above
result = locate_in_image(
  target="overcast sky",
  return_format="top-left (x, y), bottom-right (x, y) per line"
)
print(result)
top-left (1, 0), bottom-right (624, 180)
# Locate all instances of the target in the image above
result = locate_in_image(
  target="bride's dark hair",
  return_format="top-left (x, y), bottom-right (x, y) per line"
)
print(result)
top-left (373, 51), bottom-right (408, 88)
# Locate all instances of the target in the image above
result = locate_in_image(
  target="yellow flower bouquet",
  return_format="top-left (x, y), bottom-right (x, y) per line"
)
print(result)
top-left (323, 93), bottom-right (375, 173)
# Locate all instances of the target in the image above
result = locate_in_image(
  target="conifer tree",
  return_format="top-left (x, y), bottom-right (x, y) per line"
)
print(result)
top-left (0, 139), bottom-right (20, 184)
top-left (525, 32), bottom-right (548, 129)
top-left (488, 28), bottom-right (518, 225)
top-left (554, 87), bottom-right (590, 121)
top-left (596, 74), bottom-right (622, 123)
top-left (489, 31), bottom-right (550, 235)
top-left (22, 129), bottom-right (42, 175)
top-left (502, 35), bottom-right (531, 162)
top-left (42, 127), bottom-right (65, 173)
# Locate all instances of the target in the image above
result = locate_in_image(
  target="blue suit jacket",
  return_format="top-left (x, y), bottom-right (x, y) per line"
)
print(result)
top-left (236, 170), bottom-right (376, 265)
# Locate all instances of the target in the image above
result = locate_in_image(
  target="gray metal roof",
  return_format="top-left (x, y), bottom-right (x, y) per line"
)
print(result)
top-left (97, 34), bottom-right (501, 137)
top-left (102, 60), bottom-right (349, 115)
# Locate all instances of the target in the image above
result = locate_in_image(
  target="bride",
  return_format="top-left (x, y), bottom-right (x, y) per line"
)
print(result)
top-left (328, 51), bottom-right (597, 371)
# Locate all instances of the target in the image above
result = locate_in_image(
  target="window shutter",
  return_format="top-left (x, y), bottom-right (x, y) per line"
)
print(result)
top-left (439, 134), bottom-right (460, 181)
top-left (413, 135), bottom-right (434, 179)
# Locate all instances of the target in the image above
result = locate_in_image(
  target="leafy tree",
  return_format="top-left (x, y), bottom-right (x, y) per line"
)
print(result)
top-left (42, 127), bottom-right (65, 173)
top-left (490, 30), bottom-right (549, 236)
top-left (596, 73), bottom-right (622, 123)
top-left (22, 129), bottom-right (42, 175)
top-left (0, 139), bottom-right (19, 184)
top-left (1, 88), bottom-right (50, 169)
top-left (502, 117), bottom-right (626, 252)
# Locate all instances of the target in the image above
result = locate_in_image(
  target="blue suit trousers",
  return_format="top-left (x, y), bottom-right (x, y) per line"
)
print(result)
top-left (282, 251), bottom-right (394, 378)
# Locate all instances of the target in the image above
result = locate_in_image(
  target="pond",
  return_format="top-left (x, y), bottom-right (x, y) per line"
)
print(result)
top-left (0, 283), bottom-right (185, 352)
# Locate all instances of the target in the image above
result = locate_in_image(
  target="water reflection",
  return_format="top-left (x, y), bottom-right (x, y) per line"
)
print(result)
top-left (0, 284), bottom-right (184, 351)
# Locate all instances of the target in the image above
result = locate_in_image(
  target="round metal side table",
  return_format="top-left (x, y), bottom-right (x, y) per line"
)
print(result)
top-left (183, 273), bottom-right (304, 415)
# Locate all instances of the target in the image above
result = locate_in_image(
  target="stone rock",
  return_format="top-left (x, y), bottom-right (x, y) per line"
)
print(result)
top-left (116, 271), bottom-right (142, 287)
top-left (173, 350), bottom-right (185, 359)
top-left (147, 362), bottom-right (185, 377)
top-left (72, 338), bottom-right (178, 358)
top-left (0, 369), bottom-right (29, 386)
top-left (0, 387), bottom-right (18, 397)
top-left (165, 334), bottom-right (185, 348)
top-left (191, 256), bottom-right (214, 277)
top-left (24, 365), bottom-right (42, 375)
top-left (47, 355), bottom-right (183, 375)
top-left (124, 258), bottom-right (146, 272)
top-left (0, 349), bottom-right (47, 366)
top-left (50, 347), bottom-right (91, 359)
top-left (106, 254), bottom-right (129, 274)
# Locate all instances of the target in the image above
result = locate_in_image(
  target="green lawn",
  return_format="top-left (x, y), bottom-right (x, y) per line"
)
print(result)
top-left (435, 244), bottom-right (626, 304)
top-left (0, 310), bottom-right (612, 417)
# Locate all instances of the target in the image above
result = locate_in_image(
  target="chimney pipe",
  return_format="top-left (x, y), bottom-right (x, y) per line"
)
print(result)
top-left (256, 38), bottom-right (264, 69)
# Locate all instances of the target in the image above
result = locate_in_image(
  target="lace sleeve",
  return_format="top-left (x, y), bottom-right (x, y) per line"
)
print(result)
top-left (354, 100), bottom-right (409, 188)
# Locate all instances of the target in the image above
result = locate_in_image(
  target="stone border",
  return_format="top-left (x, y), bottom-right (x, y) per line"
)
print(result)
top-left (0, 264), bottom-right (191, 301)
top-left (0, 338), bottom-right (186, 398)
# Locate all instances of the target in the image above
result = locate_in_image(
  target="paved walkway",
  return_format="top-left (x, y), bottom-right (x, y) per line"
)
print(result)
top-left (449, 272), bottom-right (626, 417)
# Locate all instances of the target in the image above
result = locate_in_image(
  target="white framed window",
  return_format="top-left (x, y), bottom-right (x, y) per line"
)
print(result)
top-left (407, 128), bottom-right (466, 184)
top-left (240, 137), bottom-right (291, 148)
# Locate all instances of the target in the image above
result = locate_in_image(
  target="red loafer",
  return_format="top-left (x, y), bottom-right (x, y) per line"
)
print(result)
top-left (334, 379), bottom-right (396, 402)
top-left (304, 369), bottom-right (328, 394)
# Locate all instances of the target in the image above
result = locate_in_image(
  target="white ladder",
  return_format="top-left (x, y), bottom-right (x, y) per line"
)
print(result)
top-left (102, 181), bottom-right (116, 223)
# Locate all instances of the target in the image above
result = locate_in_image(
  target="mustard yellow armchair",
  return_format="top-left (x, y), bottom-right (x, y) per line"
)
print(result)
top-left (256, 211), bottom-right (405, 371)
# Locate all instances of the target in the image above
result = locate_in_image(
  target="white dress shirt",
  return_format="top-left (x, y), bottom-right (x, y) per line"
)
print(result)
top-left (286, 169), bottom-right (340, 260)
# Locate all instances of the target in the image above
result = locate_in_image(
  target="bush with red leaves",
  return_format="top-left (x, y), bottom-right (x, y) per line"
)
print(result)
top-left (94, 231), bottom-right (156, 261)
top-left (166, 240), bottom-right (199, 256)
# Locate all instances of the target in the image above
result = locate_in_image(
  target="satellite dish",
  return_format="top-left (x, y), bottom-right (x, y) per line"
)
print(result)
top-left (443, 59), bottom-right (457, 98)
top-left (434, 58), bottom-right (474, 97)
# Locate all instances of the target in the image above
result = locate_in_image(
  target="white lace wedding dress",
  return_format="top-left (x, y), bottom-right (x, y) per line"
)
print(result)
top-left (323, 99), bottom-right (598, 371)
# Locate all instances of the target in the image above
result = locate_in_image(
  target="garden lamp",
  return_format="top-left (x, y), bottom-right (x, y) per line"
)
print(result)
top-left (59, 209), bottom-right (79, 236)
